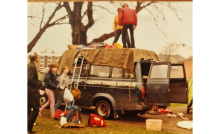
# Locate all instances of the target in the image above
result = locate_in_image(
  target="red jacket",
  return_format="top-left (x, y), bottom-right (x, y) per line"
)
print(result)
top-left (118, 7), bottom-right (137, 26)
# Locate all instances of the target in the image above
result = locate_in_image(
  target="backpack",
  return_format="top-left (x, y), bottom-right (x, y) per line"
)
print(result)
top-left (88, 114), bottom-right (107, 127)
top-left (54, 109), bottom-right (63, 120)
top-left (71, 82), bottom-right (81, 100)
top-left (62, 105), bottom-right (85, 128)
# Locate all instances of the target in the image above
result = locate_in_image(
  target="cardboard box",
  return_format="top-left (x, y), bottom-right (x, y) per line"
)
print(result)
top-left (146, 119), bottom-right (162, 131)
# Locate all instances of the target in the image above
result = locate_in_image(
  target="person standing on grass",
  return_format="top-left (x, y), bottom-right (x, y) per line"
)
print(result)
top-left (55, 65), bottom-right (72, 112)
top-left (118, 3), bottom-right (137, 48)
top-left (28, 52), bottom-right (39, 134)
top-left (112, 8), bottom-right (132, 48)
top-left (39, 63), bottom-right (59, 118)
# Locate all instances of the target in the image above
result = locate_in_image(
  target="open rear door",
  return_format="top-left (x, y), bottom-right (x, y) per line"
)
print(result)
top-left (146, 62), bottom-right (171, 106)
top-left (168, 64), bottom-right (188, 103)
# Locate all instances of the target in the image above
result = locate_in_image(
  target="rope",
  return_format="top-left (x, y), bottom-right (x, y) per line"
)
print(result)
top-left (129, 73), bottom-right (132, 102)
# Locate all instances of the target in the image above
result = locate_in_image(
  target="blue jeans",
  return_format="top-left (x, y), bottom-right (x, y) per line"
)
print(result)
top-left (55, 94), bottom-right (71, 112)
top-left (112, 30), bottom-right (132, 48)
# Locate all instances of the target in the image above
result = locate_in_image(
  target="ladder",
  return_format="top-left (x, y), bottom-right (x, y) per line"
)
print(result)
top-left (70, 56), bottom-right (84, 90)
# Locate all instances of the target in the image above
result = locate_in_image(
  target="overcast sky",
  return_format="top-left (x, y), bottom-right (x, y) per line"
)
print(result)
top-left (28, 1), bottom-right (192, 58)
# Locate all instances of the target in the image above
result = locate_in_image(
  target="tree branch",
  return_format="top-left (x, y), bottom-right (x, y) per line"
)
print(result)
top-left (47, 22), bottom-right (69, 28)
top-left (168, 2), bottom-right (182, 21)
top-left (88, 32), bottom-right (115, 45)
top-left (40, 2), bottom-right (46, 30)
top-left (63, 2), bottom-right (74, 24)
top-left (28, 2), bottom-right (64, 53)
top-left (27, 16), bottom-right (39, 19)
top-left (85, 2), bottom-right (94, 31)
top-left (47, 15), bottom-right (68, 27)
top-left (93, 4), bottom-right (115, 15)
top-left (146, 8), bottom-right (170, 39)
top-left (135, 1), bottom-right (155, 14)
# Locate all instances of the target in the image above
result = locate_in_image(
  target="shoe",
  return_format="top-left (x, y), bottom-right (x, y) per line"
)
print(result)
top-left (38, 112), bottom-right (42, 116)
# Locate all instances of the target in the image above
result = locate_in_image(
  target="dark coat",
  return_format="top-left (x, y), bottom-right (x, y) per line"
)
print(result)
top-left (44, 71), bottom-right (58, 90)
top-left (28, 62), bottom-right (39, 93)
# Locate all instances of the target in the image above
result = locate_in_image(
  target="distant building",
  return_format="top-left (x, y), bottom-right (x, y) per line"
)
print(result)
top-left (157, 54), bottom-right (186, 63)
top-left (27, 50), bottom-right (62, 72)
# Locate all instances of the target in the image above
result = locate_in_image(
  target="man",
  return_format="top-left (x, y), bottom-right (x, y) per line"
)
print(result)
top-left (118, 3), bottom-right (137, 48)
top-left (112, 8), bottom-right (132, 48)
top-left (28, 52), bottom-right (39, 134)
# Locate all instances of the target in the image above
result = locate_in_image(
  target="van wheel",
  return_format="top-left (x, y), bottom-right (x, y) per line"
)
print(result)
top-left (95, 100), bottom-right (112, 119)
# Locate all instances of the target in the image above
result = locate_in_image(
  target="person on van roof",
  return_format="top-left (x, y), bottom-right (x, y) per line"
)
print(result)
top-left (112, 8), bottom-right (131, 48)
top-left (118, 3), bottom-right (137, 48)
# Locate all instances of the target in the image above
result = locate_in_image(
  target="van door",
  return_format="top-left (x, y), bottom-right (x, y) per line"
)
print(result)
top-left (146, 62), bottom-right (171, 106)
top-left (169, 64), bottom-right (188, 103)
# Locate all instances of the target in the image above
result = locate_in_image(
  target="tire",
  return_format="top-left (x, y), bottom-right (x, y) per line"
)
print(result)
top-left (95, 100), bottom-right (112, 119)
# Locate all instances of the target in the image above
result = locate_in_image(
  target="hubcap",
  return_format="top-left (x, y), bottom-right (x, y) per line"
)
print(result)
top-left (98, 103), bottom-right (108, 116)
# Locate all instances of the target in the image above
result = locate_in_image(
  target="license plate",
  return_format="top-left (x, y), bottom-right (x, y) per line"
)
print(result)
top-left (152, 106), bottom-right (158, 109)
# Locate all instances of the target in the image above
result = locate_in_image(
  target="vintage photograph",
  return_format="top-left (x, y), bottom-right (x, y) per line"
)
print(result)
top-left (27, 1), bottom-right (193, 134)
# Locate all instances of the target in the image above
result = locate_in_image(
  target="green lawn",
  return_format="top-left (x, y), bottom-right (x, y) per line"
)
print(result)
top-left (34, 110), bottom-right (177, 134)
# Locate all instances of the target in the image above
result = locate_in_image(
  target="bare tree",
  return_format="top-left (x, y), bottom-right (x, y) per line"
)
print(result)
top-left (159, 43), bottom-right (185, 62)
top-left (63, 2), bottom-right (94, 45)
top-left (28, 2), bottom-right (68, 53)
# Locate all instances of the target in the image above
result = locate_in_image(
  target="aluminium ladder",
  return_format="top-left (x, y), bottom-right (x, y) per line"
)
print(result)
top-left (70, 56), bottom-right (85, 89)
top-left (69, 56), bottom-right (84, 106)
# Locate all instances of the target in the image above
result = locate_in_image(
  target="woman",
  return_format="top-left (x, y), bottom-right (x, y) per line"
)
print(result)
top-left (54, 65), bottom-right (72, 112)
top-left (39, 63), bottom-right (59, 118)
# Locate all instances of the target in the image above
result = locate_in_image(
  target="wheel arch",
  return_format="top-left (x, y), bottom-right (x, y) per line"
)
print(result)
top-left (93, 93), bottom-right (117, 110)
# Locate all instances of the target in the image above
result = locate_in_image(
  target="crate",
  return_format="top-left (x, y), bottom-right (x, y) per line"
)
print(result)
top-left (146, 119), bottom-right (162, 131)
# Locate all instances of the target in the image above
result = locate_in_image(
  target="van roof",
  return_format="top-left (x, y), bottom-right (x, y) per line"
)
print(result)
top-left (58, 48), bottom-right (159, 73)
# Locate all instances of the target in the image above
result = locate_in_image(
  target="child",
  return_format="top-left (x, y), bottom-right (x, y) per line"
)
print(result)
top-left (54, 65), bottom-right (72, 112)
top-left (39, 63), bottom-right (59, 118)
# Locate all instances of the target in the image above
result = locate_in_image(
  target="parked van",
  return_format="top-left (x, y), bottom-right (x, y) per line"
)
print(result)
top-left (39, 48), bottom-right (188, 119)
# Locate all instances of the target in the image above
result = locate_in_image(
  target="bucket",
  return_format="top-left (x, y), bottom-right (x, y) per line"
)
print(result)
top-left (146, 119), bottom-right (162, 131)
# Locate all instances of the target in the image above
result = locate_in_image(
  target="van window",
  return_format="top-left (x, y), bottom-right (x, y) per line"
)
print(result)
top-left (90, 65), bottom-right (110, 78)
top-left (112, 67), bottom-right (123, 78)
top-left (170, 66), bottom-right (184, 78)
top-left (150, 65), bottom-right (168, 78)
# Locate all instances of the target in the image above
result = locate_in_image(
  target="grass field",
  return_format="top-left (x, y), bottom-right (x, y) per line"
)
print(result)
top-left (34, 110), bottom-right (177, 134)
